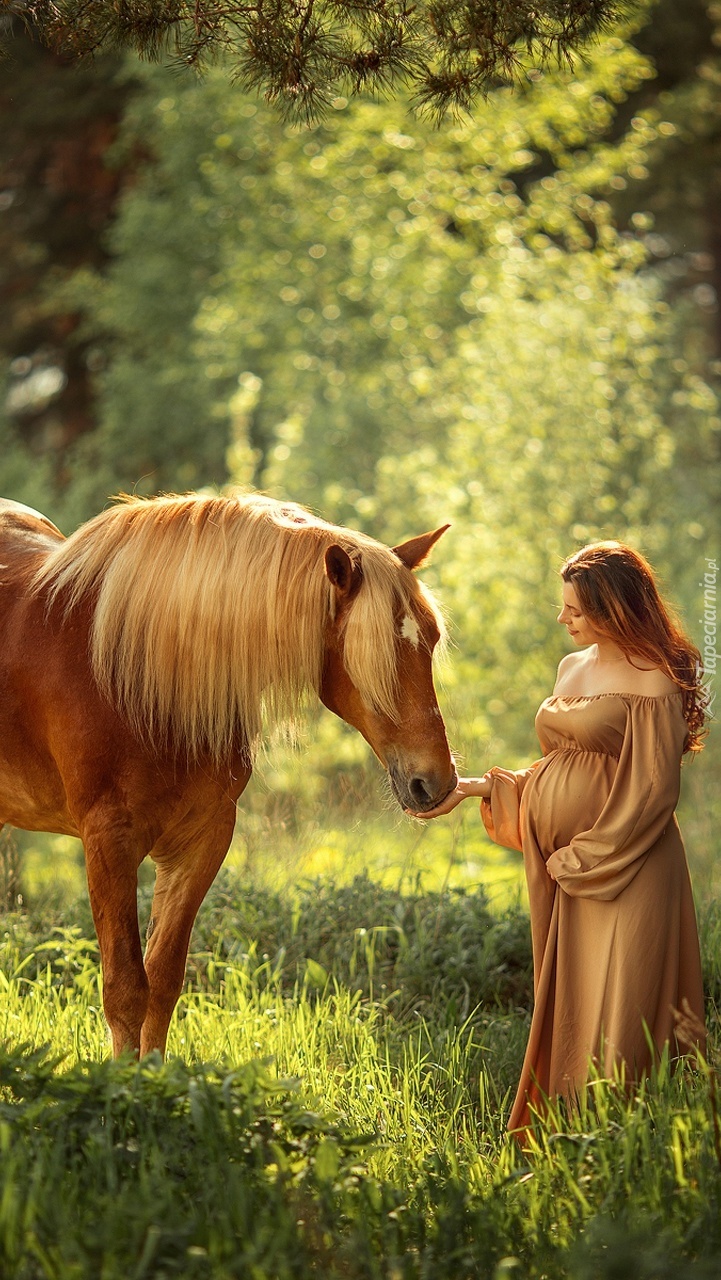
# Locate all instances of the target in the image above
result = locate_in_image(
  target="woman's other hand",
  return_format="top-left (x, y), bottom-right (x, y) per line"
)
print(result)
top-left (406, 774), bottom-right (493, 819)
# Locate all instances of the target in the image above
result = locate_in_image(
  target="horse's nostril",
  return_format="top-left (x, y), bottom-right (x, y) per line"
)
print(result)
top-left (408, 776), bottom-right (432, 808)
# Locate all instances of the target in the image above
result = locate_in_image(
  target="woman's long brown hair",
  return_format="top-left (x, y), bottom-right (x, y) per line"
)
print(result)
top-left (561, 541), bottom-right (708, 753)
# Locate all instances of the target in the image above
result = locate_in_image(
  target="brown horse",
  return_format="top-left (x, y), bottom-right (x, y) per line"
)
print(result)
top-left (0, 492), bottom-right (455, 1057)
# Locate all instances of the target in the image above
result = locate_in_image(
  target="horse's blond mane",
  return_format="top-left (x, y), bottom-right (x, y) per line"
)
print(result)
top-left (33, 493), bottom-right (442, 760)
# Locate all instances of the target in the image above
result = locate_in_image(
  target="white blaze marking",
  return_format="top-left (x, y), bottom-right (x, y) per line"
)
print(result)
top-left (401, 614), bottom-right (421, 648)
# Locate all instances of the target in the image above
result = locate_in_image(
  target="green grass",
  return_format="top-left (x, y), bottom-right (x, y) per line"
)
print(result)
top-left (0, 865), bottom-right (718, 1277)
top-left (1, 738), bottom-right (719, 1278)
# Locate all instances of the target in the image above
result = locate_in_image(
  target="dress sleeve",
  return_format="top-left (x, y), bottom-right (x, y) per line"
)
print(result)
top-left (545, 696), bottom-right (687, 901)
top-left (481, 762), bottom-right (542, 852)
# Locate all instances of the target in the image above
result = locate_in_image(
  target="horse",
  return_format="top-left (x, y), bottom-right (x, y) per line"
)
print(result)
top-left (0, 492), bottom-right (456, 1058)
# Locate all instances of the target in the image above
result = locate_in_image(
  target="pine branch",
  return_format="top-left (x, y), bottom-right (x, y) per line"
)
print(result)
top-left (19, 0), bottom-right (630, 121)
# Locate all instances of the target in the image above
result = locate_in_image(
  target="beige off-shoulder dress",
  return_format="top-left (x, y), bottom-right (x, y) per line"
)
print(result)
top-left (481, 693), bottom-right (706, 1135)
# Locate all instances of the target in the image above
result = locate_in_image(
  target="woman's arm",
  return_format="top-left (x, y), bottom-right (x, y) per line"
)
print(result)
top-left (407, 774), bottom-right (492, 819)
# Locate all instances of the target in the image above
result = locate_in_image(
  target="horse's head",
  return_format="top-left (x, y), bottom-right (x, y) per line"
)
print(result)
top-left (319, 526), bottom-right (457, 813)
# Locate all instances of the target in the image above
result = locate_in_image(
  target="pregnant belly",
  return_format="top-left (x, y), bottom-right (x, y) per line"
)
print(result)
top-left (523, 750), bottom-right (617, 857)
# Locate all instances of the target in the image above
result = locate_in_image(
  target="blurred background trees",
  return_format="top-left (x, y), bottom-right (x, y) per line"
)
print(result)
top-left (1, 1), bottom-right (718, 788)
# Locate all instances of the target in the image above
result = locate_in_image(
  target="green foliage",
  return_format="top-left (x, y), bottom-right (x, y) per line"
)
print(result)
top-left (26, 0), bottom-right (627, 124)
top-left (0, 871), bottom-right (534, 1022)
top-left (187, 872), bottom-right (535, 1016)
top-left (0, 846), bottom-right (719, 1277)
top-left (48, 33), bottom-right (719, 784)
top-left (69, 32), bottom-right (666, 523)
top-left (0, 30), bottom-right (131, 508)
top-left (0, 406), bottom-right (56, 515)
top-left (699, 896), bottom-right (721, 1009)
top-left (0, 1043), bottom-right (372, 1279)
top-left (0, 902), bottom-right (717, 1277)
top-left (615, 0), bottom-right (721, 349)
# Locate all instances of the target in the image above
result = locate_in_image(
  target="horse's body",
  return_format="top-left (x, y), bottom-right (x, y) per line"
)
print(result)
top-left (0, 493), bottom-right (455, 1056)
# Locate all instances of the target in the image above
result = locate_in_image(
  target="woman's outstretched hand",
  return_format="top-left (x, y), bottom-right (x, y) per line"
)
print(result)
top-left (406, 774), bottom-right (493, 820)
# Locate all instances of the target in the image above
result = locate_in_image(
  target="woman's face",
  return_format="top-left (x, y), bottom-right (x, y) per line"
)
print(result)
top-left (557, 580), bottom-right (604, 647)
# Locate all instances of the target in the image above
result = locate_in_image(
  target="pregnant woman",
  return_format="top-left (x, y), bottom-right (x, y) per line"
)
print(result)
top-left (413, 542), bottom-right (707, 1135)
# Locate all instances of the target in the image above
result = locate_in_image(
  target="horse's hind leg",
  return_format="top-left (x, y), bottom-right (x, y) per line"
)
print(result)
top-left (140, 804), bottom-right (236, 1057)
top-left (81, 808), bottom-right (150, 1057)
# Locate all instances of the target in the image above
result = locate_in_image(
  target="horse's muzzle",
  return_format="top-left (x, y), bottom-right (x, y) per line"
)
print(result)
top-left (387, 758), bottom-right (458, 813)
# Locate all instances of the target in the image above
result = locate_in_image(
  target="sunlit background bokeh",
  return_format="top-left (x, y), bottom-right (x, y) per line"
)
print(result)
top-left (1, 3), bottom-right (718, 915)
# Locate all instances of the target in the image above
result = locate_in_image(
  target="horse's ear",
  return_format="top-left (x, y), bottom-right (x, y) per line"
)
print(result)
top-left (325, 544), bottom-right (362, 598)
top-left (393, 524), bottom-right (450, 571)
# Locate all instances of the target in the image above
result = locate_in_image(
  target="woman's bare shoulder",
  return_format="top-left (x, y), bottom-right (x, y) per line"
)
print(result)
top-left (552, 649), bottom-right (680, 698)
top-left (557, 652), bottom-right (579, 671)
top-left (555, 651), bottom-right (585, 677)
top-left (627, 664), bottom-right (679, 696)
top-left (553, 651), bottom-right (589, 693)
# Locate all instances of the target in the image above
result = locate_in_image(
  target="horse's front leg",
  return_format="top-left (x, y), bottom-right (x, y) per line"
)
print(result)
top-left (80, 806), bottom-right (152, 1057)
top-left (140, 799), bottom-right (237, 1057)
